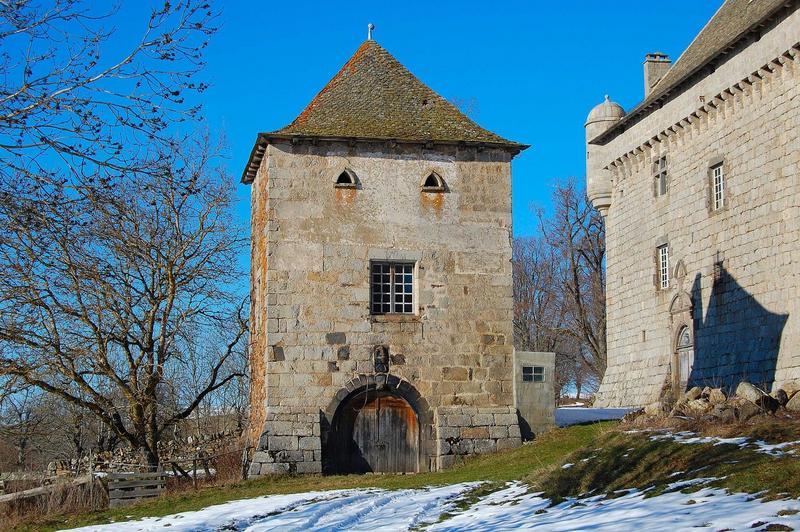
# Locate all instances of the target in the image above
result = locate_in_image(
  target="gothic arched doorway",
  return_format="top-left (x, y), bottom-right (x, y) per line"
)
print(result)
top-left (669, 262), bottom-right (695, 396)
top-left (675, 325), bottom-right (694, 391)
top-left (328, 388), bottom-right (420, 474)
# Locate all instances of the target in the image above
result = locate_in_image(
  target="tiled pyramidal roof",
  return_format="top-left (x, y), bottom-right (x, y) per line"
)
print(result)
top-left (242, 40), bottom-right (525, 182)
top-left (274, 39), bottom-right (522, 146)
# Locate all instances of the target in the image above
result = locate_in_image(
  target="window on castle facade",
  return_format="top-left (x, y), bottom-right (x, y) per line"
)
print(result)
top-left (522, 366), bottom-right (545, 383)
top-left (370, 262), bottom-right (415, 315)
top-left (658, 244), bottom-right (670, 289)
top-left (677, 326), bottom-right (692, 349)
top-left (653, 156), bottom-right (668, 197)
top-left (712, 163), bottom-right (725, 210)
top-left (335, 168), bottom-right (358, 188)
top-left (421, 172), bottom-right (446, 192)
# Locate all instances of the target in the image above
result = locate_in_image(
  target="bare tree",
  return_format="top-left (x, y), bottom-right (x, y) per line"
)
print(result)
top-left (0, 135), bottom-right (248, 468)
top-left (0, 1), bottom-right (245, 470)
top-left (170, 327), bottom-right (248, 443)
top-left (514, 179), bottom-right (607, 399)
top-left (514, 236), bottom-right (578, 399)
top-left (1, 0), bottom-right (215, 186)
top-left (0, 387), bottom-right (48, 469)
top-left (512, 236), bottom-right (562, 352)
top-left (540, 179), bottom-right (607, 382)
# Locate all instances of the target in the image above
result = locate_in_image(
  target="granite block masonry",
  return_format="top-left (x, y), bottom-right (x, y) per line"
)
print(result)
top-left (585, 0), bottom-right (800, 407)
top-left (241, 37), bottom-right (531, 475)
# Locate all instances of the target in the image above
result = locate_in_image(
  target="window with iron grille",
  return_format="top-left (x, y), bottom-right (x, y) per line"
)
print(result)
top-left (653, 156), bottom-right (668, 197)
top-left (712, 163), bottom-right (725, 210)
top-left (522, 366), bottom-right (545, 383)
top-left (370, 262), bottom-right (414, 315)
top-left (658, 244), bottom-right (670, 289)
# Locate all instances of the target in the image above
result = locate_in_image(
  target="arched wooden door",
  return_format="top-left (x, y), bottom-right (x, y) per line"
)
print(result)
top-left (334, 390), bottom-right (419, 473)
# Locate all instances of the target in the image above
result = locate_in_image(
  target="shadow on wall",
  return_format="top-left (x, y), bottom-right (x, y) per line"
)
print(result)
top-left (689, 265), bottom-right (788, 392)
top-left (517, 411), bottom-right (533, 442)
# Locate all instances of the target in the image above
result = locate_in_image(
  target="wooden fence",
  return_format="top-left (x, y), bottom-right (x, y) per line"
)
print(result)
top-left (107, 472), bottom-right (167, 508)
top-left (0, 449), bottom-right (240, 509)
top-left (0, 475), bottom-right (95, 505)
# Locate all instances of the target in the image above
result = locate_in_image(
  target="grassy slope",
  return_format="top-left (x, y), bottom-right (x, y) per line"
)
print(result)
top-left (27, 423), bottom-right (608, 531)
top-left (533, 419), bottom-right (800, 502)
top-left (22, 419), bottom-right (800, 531)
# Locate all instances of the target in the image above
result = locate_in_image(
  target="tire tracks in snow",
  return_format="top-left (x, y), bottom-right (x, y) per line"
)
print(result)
top-left (240, 485), bottom-right (474, 531)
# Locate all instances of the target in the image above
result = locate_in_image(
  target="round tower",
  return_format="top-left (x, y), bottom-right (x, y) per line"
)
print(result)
top-left (585, 96), bottom-right (625, 216)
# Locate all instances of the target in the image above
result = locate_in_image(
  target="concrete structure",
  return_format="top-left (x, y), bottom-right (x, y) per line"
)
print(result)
top-left (585, 0), bottom-right (800, 407)
top-left (513, 351), bottom-right (555, 439)
top-left (242, 38), bottom-right (529, 475)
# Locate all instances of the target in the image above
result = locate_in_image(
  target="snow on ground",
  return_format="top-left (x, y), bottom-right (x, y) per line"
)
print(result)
top-left (430, 482), bottom-right (800, 532)
top-left (753, 439), bottom-right (800, 456)
top-left (664, 476), bottom-right (722, 491)
top-left (68, 480), bottom-right (800, 531)
top-left (650, 430), bottom-right (800, 457)
top-left (71, 427), bottom-right (800, 530)
top-left (69, 483), bottom-right (478, 532)
top-left (555, 407), bottom-right (635, 427)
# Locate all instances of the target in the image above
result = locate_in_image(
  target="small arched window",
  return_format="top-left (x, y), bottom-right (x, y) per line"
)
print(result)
top-left (335, 168), bottom-right (358, 189)
top-left (677, 326), bottom-right (692, 349)
top-left (421, 172), bottom-right (446, 192)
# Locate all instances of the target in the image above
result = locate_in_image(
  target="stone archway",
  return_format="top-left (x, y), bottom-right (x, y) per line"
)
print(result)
top-left (321, 374), bottom-right (433, 474)
top-left (674, 325), bottom-right (694, 391)
top-left (331, 390), bottom-right (419, 473)
top-left (669, 260), bottom-right (695, 395)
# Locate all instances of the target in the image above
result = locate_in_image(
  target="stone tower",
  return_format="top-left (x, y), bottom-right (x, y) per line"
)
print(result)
top-left (242, 38), bottom-right (528, 475)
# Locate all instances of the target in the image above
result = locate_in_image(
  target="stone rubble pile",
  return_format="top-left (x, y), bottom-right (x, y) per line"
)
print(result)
top-left (641, 380), bottom-right (800, 423)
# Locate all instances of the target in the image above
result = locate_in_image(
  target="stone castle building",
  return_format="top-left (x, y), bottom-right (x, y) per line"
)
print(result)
top-left (242, 37), bottom-right (532, 475)
top-left (586, 0), bottom-right (800, 407)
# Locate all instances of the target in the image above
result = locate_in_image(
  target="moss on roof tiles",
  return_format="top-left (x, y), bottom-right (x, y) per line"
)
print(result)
top-left (271, 40), bottom-right (523, 147)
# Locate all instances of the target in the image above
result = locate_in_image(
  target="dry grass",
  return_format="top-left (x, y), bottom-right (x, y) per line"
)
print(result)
top-left (532, 414), bottom-right (800, 504)
top-left (17, 423), bottom-right (609, 531)
top-left (626, 409), bottom-right (800, 441)
top-left (1, 478), bottom-right (107, 531)
top-left (13, 417), bottom-right (800, 531)
top-left (164, 447), bottom-right (244, 495)
top-left (5, 447), bottom-right (244, 531)
top-left (3, 479), bottom-right (43, 494)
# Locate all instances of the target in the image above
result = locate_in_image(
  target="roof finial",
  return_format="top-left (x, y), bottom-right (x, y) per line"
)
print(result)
top-left (367, 23), bottom-right (375, 40)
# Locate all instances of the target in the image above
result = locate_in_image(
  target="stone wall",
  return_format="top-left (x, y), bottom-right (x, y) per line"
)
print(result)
top-left (588, 6), bottom-right (800, 407)
top-left (249, 407), bottom-right (322, 475)
top-left (246, 138), bottom-right (270, 448)
top-left (246, 139), bottom-right (520, 474)
top-left (513, 351), bottom-right (555, 438)
top-left (434, 406), bottom-right (521, 469)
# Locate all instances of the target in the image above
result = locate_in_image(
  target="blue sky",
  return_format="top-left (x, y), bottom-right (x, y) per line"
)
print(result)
top-left (199, 0), bottom-right (721, 237)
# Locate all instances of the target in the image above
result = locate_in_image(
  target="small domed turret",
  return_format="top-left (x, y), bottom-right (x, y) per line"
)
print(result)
top-left (585, 95), bottom-right (626, 127)
top-left (585, 96), bottom-right (624, 218)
